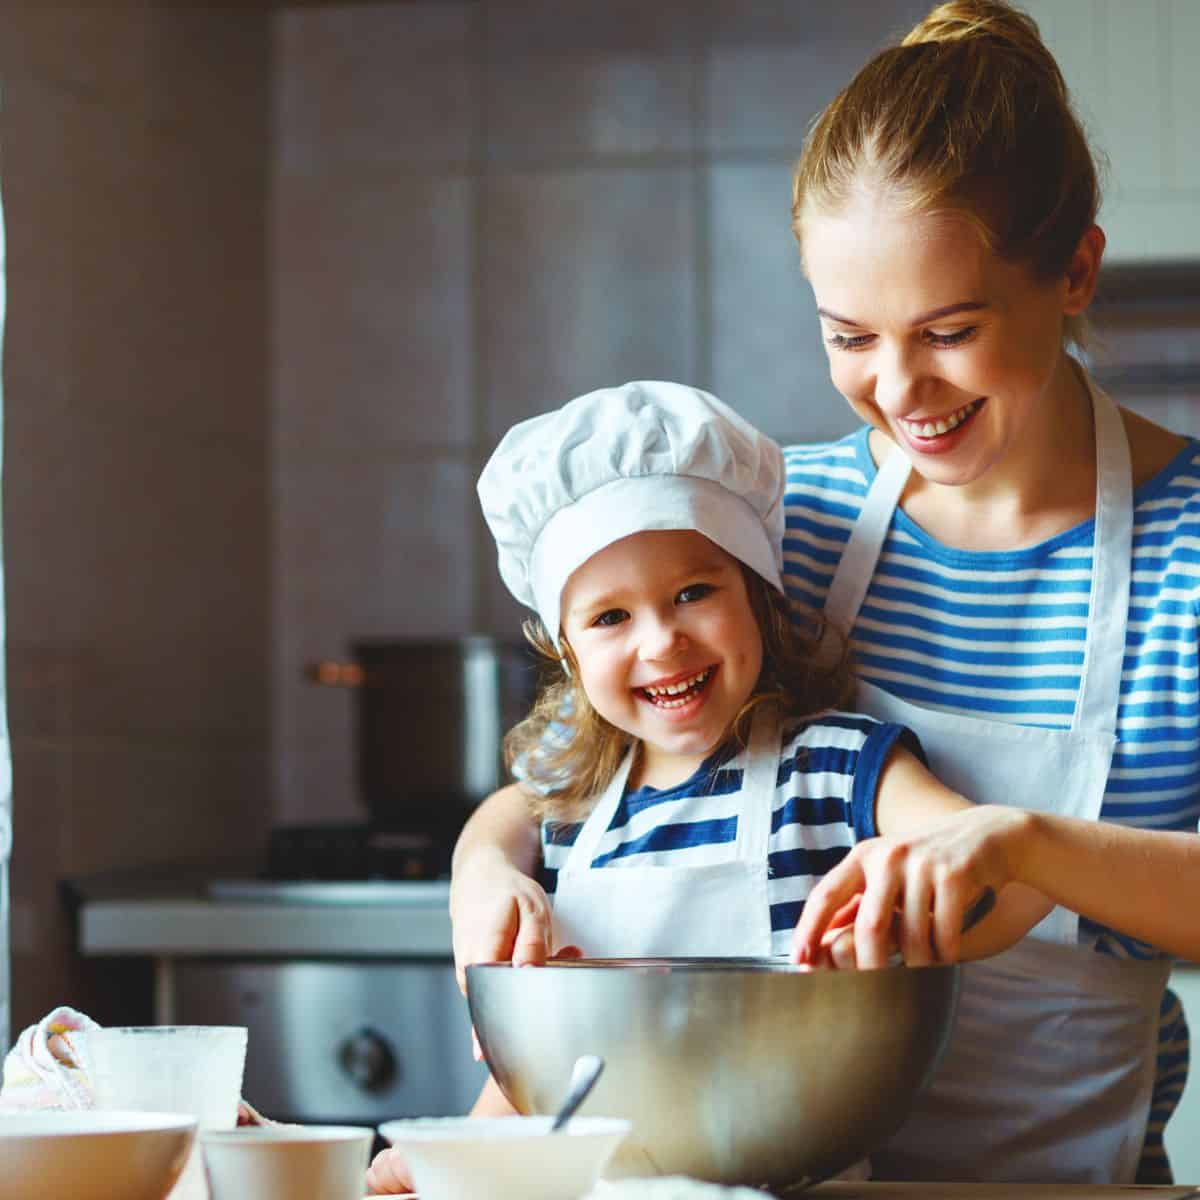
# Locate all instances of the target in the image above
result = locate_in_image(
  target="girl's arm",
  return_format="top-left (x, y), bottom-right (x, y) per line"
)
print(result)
top-left (795, 743), bottom-right (1200, 968)
top-left (449, 784), bottom-right (552, 991)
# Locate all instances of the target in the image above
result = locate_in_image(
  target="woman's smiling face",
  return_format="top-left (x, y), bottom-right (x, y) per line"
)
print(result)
top-left (801, 192), bottom-right (1087, 488)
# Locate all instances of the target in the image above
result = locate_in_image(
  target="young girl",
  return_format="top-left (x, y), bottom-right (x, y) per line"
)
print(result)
top-left (366, 378), bottom-right (1048, 1195)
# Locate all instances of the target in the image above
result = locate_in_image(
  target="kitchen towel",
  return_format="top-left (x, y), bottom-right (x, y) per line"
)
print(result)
top-left (0, 1005), bottom-right (97, 1111)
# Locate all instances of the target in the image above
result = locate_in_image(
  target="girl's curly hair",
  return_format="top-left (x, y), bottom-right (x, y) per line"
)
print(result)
top-left (504, 565), bottom-right (853, 824)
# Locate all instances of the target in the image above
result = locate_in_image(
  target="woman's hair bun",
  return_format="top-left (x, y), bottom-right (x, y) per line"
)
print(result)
top-left (901, 0), bottom-right (1066, 94)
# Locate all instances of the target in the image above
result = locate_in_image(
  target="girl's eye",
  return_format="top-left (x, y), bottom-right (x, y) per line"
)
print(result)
top-left (591, 609), bottom-right (628, 628)
top-left (925, 326), bottom-right (977, 348)
top-left (825, 331), bottom-right (874, 352)
top-left (676, 583), bottom-right (713, 604)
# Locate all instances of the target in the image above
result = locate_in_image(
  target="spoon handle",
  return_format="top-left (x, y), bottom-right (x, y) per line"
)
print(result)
top-left (550, 1054), bottom-right (605, 1132)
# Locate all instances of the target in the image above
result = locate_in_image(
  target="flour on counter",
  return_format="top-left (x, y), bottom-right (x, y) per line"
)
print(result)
top-left (589, 1179), bottom-right (767, 1199)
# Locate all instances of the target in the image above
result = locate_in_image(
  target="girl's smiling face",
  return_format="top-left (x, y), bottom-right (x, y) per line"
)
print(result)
top-left (801, 192), bottom-right (1093, 490)
top-left (559, 529), bottom-right (764, 790)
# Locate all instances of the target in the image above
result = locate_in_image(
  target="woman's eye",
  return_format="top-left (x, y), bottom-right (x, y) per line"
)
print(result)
top-left (677, 583), bottom-right (713, 604)
top-left (825, 331), bottom-right (874, 352)
top-left (591, 609), bottom-right (628, 628)
top-left (925, 326), bottom-right (977, 348)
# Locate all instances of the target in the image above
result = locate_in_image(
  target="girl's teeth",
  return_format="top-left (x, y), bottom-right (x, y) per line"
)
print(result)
top-left (643, 668), bottom-right (712, 704)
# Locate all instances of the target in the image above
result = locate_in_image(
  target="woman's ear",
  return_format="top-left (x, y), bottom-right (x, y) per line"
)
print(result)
top-left (1063, 224), bottom-right (1106, 315)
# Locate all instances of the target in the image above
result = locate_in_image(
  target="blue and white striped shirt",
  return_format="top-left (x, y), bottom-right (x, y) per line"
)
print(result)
top-left (539, 714), bottom-right (919, 957)
top-left (783, 426), bottom-right (1200, 959)
top-left (783, 425), bottom-right (1198, 1181)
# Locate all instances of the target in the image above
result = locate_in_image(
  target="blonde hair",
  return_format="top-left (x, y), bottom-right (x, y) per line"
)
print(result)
top-left (792, 0), bottom-right (1100, 346)
top-left (504, 568), bottom-right (853, 825)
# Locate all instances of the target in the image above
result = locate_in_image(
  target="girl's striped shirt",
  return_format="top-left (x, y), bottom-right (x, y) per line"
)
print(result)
top-left (539, 714), bottom-right (920, 957)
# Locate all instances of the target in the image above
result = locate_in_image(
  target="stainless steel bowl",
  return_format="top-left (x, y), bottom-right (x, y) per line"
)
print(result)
top-left (467, 957), bottom-right (959, 1191)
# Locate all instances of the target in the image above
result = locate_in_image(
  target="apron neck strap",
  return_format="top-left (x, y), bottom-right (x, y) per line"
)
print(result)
top-left (559, 707), bottom-right (782, 873)
top-left (822, 378), bottom-right (1132, 735)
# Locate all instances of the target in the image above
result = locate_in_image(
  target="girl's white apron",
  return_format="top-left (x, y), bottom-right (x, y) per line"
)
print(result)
top-left (823, 380), bottom-right (1168, 1183)
top-left (551, 707), bottom-right (779, 959)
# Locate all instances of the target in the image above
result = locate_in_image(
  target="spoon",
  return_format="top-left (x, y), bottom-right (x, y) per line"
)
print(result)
top-left (549, 1054), bottom-right (605, 1132)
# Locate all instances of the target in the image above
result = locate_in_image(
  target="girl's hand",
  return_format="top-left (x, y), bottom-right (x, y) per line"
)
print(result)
top-left (449, 852), bottom-right (556, 994)
top-left (365, 1145), bottom-right (414, 1195)
top-left (791, 805), bottom-right (1028, 969)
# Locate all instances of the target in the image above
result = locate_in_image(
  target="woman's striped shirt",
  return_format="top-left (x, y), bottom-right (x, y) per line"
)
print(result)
top-left (539, 715), bottom-right (919, 957)
top-left (782, 425), bottom-right (1200, 958)
top-left (783, 425), bottom-right (1198, 1183)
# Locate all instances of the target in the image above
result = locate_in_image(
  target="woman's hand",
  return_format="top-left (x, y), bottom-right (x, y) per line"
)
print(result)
top-left (365, 1145), bottom-right (414, 1195)
top-left (791, 804), bottom-right (1033, 968)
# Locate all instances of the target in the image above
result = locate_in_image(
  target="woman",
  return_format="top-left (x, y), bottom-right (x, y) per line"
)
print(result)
top-left (445, 0), bottom-right (1198, 1186)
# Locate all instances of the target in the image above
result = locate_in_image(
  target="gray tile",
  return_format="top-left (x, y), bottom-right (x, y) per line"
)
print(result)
top-left (482, 168), bottom-right (699, 438)
top-left (273, 173), bottom-right (473, 451)
top-left (273, 740), bottom-right (362, 828)
top-left (703, 0), bottom-right (928, 155)
top-left (275, 453), bottom-right (477, 646)
top-left (275, 2), bottom-right (474, 172)
top-left (708, 164), bottom-right (857, 444)
top-left (64, 744), bottom-right (270, 875)
top-left (62, 426), bottom-right (268, 740)
top-left (485, 0), bottom-right (697, 161)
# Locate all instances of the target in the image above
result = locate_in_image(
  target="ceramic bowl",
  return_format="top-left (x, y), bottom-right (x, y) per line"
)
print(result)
top-left (201, 1124), bottom-right (373, 1200)
top-left (0, 1110), bottom-right (196, 1200)
top-left (378, 1115), bottom-right (631, 1200)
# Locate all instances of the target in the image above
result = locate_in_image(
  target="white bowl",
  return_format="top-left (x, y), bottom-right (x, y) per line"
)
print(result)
top-left (0, 1110), bottom-right (196, 1200)
top-left (201, 1124), bottom-right (373, 1200)
top-left (379, 1115), bottom-right (631, 1200)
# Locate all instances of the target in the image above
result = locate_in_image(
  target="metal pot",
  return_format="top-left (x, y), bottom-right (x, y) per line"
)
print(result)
top-left (467, 958), bottom-right (960, 1191)
top-left (308, 637), bottom-right (540, 837)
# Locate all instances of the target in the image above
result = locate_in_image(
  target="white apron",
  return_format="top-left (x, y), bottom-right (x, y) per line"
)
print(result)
top-left (551, 708), bottom-right (779, 959)
top-left (823, 380), bottom-right (1170, 1183)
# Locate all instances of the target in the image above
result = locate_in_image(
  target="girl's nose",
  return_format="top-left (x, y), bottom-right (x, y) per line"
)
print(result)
top-left (638, 614), bottom-right (686, 661)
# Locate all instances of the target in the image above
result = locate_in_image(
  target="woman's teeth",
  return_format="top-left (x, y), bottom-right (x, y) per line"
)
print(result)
top-left (902, 398), bottom-right (981, 439)
top-left (642, 668), bottom-right (713, 707)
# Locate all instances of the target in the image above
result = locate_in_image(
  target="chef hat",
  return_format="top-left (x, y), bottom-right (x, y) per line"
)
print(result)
top-left (477, 380), bottom-right (785, 643)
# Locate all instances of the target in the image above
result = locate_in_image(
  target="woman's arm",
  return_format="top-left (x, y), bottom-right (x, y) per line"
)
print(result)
top-left (799, 745), bottom-right (1052, 968)
top-left (449, 784), bottom-right (552, 991)
top-left (794, 744), bottom-right (1200, 967)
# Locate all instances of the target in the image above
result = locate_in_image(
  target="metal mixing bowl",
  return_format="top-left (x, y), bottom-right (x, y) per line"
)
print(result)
top-left (467, 957), bottom-right (959, 1192)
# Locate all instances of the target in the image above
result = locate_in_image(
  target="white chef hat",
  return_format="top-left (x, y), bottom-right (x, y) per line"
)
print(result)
top-left (477, 380), bottom-right (785, 643)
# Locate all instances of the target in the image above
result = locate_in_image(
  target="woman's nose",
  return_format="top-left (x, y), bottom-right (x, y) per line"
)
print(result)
top-left (873, 344), bottom-right (921, 413)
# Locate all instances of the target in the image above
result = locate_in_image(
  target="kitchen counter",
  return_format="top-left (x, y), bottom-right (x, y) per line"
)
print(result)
top-left (74, 875), bottom-right (454, 959)
top-left (810, 1185), bottom-right (1199, 1198)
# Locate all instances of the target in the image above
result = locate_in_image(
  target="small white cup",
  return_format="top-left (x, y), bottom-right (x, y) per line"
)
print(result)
top-left (77, 1025), bottom-right (248, 1130)
top-left (200, 1125), bottom-right (374, 1200)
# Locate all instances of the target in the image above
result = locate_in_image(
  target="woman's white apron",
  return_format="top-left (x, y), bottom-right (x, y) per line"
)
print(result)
top-left (551, 707), bottom-right (779, 959)
top-left (823, 381), bottom-right (1169, 1183)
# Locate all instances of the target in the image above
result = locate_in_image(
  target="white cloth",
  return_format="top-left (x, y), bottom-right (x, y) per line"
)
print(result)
top-left (822, 378), bottom-right (1169, 1184)
top-left (477, 380), bottom-right (785, 642)
top-left (0, 1006), bottom-right (99, 1112)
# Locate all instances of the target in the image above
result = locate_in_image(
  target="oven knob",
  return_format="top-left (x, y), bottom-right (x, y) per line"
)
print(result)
top-left (337, 1027), bottom-right (398, 1093)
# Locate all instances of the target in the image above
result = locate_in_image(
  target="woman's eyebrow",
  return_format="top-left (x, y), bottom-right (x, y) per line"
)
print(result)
top-left (816, 300), bottom-right (988, 327)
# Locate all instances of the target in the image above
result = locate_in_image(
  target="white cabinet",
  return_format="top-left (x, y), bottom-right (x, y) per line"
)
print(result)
top-left (1022, 0), bottom-right (1200, 263)
top-left (1166, 966), bottom-right (1200, 1183)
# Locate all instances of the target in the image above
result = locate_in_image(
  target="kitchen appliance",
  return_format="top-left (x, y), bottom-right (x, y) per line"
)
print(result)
top-left (172, 637), bottom-right (538, 1127)
top-left (274, 636), bottom-right (541, 881)
top-left (467, 958), bottom-right (960, 1190)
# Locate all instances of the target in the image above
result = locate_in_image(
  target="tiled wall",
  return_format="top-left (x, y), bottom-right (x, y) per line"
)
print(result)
top-left (0, 5), bottom-right (272, 1028)
top-left (271, 0), bottom-right (927, 827)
